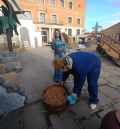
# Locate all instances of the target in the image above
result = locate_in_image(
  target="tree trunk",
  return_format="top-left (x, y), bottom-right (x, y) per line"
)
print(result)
top-left (7, 34), bottom-right (13, 52)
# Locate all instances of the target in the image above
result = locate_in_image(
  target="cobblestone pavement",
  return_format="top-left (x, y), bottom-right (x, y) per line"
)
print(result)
top-left (0, 45), bottom-right (120, 129)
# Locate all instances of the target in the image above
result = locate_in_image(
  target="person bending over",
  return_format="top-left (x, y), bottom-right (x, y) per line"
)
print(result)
top-left (53, 51), bottom-right (101, 110)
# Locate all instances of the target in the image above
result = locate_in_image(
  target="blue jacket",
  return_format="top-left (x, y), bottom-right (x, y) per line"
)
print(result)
top-left (62, 51), bottom-right (101, 83)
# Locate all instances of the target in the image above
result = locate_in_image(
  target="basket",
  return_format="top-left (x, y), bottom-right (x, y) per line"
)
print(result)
top-left (42, 84), bottom-right (69, 113)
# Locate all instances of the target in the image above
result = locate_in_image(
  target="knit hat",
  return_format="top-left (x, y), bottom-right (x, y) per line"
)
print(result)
top-left (53, 58), bottom-right (67, 70)
top-left (53, 56), bottom-right (73, 70)
top-left (65, 56), bottom-right (73, 69)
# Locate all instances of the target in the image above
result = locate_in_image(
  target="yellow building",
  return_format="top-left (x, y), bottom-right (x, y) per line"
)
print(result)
top-left (0, 0), bottom-right (86, 47)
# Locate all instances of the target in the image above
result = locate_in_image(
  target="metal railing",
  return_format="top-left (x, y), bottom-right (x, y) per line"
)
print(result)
top-left (33, 18), bottom-right (63, 25)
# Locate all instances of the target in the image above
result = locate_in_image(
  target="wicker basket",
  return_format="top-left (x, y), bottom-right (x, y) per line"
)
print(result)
top-left (42, 84), bottom-right (69, 113)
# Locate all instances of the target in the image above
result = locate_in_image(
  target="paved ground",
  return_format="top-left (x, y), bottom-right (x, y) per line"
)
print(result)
top-left (0, 45), bottom-right (120, 129)
top-left (19, 47), bottom-right (54, 103)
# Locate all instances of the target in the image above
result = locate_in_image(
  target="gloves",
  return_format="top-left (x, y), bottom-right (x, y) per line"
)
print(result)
top-left (67, 95), bottom-right (77, 105)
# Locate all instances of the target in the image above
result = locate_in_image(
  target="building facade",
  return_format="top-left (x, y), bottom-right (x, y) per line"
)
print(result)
top-left (0, 0), bottom-right (86, 47)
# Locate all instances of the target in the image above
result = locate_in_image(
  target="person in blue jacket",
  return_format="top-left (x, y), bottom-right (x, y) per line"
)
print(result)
top-left (51, 29), bottom-right (67, 83)
top-left (53, 51), bottom-right (101, 110)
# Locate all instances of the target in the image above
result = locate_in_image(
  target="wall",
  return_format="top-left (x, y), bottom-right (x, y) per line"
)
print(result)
top-left (14, 0), bottom-right (86, 28)
top-left (0, 0), bottom-right (86, 45)
top-left (18, 19), bottom-right (42, 48)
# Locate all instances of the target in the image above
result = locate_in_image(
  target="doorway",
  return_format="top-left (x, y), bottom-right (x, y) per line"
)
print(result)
top-left (41, 30), bottom-right (48, 45)
top-left (20, 27), bottom-right (30, 47)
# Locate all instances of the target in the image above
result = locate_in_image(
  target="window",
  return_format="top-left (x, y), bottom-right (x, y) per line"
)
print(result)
top-left (68, 17), bottom-right (72, 23)
top-left (40, 13), bottom-right (45, 23)
top-left (18, 11), bottom-right (32, 19)
top-left (117, 34), bottom-right (120, 41)
top-left (52, 15), bottom-right (57, 24)
top-left (68, 29), bottom-right (72, 36)
top-left (69, 2), bottom-right (72, 9)
top-left (76, 29), bottom-right (80, 35)
top-left (39, 0), bottom-right (44, 3)
top-left (77, 19), bottom-right (80, 24)
top-left (25, 11), bottom-right (32, 18)
top-left (60, 0), bottom-right (64, 7)
top-left (50, 0), bottom-right (55, 5)
top-left (119, 34), bottom-right (120, 41)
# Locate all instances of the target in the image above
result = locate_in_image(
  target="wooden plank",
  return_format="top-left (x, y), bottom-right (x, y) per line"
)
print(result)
top-left (102, 46), bottom-right (109, 50)
top-left (101, 35), bottom-right (120, 54)
top-left (106, 51), bottom-right (119, 59)
top-left (100, 33), bottom-right (119, 44)
top-left (23, 102), bottom-right (48, 129)
top-left (49, 112), bottom-right (81, 129)
top-left (81, 116), bottom-right (101, 129)
top-left (115, 61), bottom-right (120, 66)
top-left (112, 59), bottom-right (120, 66)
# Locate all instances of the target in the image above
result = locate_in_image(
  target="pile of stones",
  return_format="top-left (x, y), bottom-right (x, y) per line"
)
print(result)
top-left (0, 51), bottom-right (22, 73)
top-left (0, 76), bottom-right (26, 118)
top-left (0, 51), bottom-right (26, 118)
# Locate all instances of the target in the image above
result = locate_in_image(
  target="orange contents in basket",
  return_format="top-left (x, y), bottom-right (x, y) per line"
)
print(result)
top-left (43, 85), bottom-right (67, 105)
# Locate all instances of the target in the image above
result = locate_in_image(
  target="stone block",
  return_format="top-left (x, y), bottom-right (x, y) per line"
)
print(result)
top-left (113, 102), bottom-right (120, 110)
top-left (6, 61), bottom-right (22, 72)
top-left (0, 51), bottom-right (17, 57)
top-left (49, 112), bottom-right (81, 129)
top-left (81, 116), bottom-right (101, 129)
top-left (23, 103), bottom-right (48, 129)
top-left (99, 86), bottom-right (120, 100)
top-left (69, 97), bottom-right (99, 120)
top-left (107, 76), bottom-right (120, 86)
top-left (2, 80), bottom-right (23, 94)
top-left (2, 57), bottom-right (18, 64)
top-left (0, 55), bottom-right (3, 63)
top-left (99, 78), bottom-right (107, 86)
top-left (0, 77), bottom-right (5, 85)
top-left (3, 80), bottom-right (17, 89)
top-left (99, 92), bottom-right (112, 107)
top-left (0, 64), bottom-right (6, 74)
top-left (2, 72), bottom-right (20, 85)
top-left (98, 107), bottom-right (113, 118)
top-left (0, 110), bottom-right (20, 129)
top-left (100, 71), bottom-right (109, 80)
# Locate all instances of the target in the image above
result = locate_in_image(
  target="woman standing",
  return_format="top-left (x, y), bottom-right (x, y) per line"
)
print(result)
top-left (51, 29), bottom-right (67, 83)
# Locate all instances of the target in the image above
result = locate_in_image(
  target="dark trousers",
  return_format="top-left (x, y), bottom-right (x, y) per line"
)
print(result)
top-left (73, 61), bottom-right (101, 104)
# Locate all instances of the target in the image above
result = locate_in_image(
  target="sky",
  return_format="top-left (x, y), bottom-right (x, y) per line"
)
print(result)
top-left (85, 0), bottom-right (120, 32)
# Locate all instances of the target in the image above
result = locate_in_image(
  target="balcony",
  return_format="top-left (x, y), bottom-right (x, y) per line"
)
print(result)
top-left (33, 19), bottom-right (63, 26)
